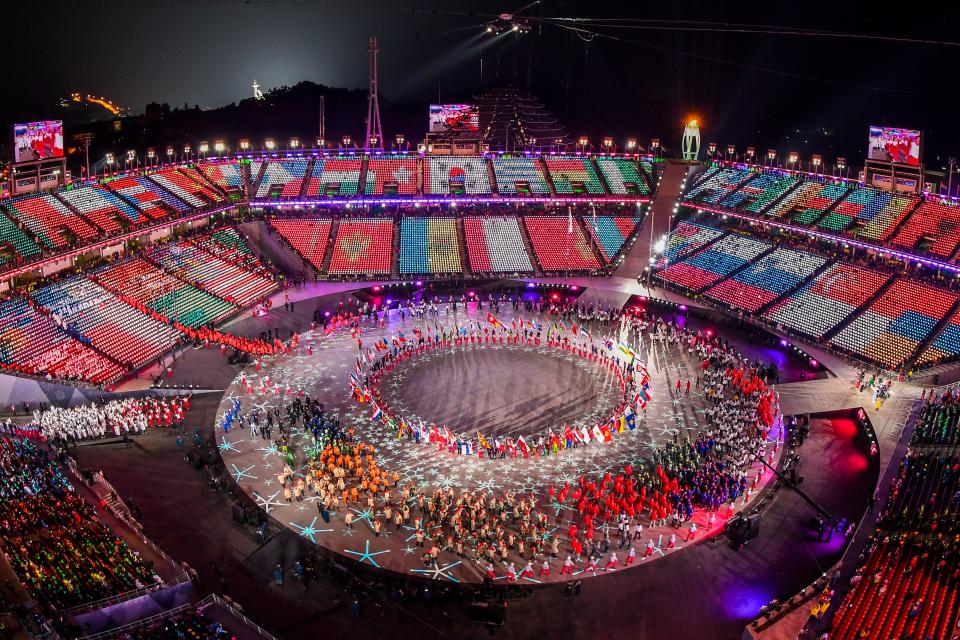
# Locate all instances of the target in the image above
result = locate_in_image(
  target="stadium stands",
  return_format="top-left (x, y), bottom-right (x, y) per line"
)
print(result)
top-left (911, 402), bottom-right (960, 446)
top-left (307, 157), bottom-right (363, 197)
top-left (586, 215), bottom-right (642, 262)
top-left (91, 258), bottom-right (236, 328)
top-left (0, 212), bottom-right (43, 267)
top-left (106, 175), bottom-right (189, 215)
top-left (830, 278), bottom-right (957, 369)
top-left (684, 166), bottom-right (754, 205)
top-left (523, 216), bottom-right (601, 271)
top-left (704, 247), bottom-right (828, 313)
top-left (727, 173), bottom-right (798, 212)
top-left (544, 156), bottom-right (606, 195)
top-left (399, 217), bottom-right (462, 274)
top-left (31, 275), bottom-right (181, 368)
top-left (328, 218), bottom-right (394, 275)
top-left (462, 216), bottom-right (533, 274)
top-left (821, 187), bottom-right (916, 238)
top-left (655, 234), bottom-right (772, 292)
top-left (595, 157), bottom-right (650, 195)
top-left (491, 157), bottom-right (551, 194)
top-left (0, 437), bottom-right (160, 609)
top-left (762, 180), bottom-right (849, 224)
top-left (914, 309), bottom-right (960, 367)
top-left (424, 156), bottom-right (492, 195)
top-left (764, 264), bottom-right (891, 340)
top-left (365, 157), bottom-right (418, 195)
top-left (891, 198), bottom-right (960, 258)
top-left (189, 227), bottom-right (271, 276)
top-left (3, 193), bottom-right (98, 249)
top-left (149, 241), bottom-right (277, 307)
top-left (657, 221), bottom-right (725, 267)
top-left (0, 297), bottom-right (125, 383)
top-left (149, 167), bottom-right (223, 207)
top-left (58, 185), bottom-right (145, 233)
top-left (270, 219), bottom-right (332, 271)
top-left (254, 159), bottom-right (309, 198)
top-left (198, 161), bottom-right (245, 190)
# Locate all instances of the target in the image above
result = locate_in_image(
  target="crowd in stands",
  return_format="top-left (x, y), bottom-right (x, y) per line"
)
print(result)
top-left (0, 436), bottom-right (160, 610)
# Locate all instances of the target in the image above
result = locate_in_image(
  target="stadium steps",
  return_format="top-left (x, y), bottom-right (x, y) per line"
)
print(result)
top-left (879, 198), bottom-right (924, 245)
top-left (189, 166), bottom-right (227, 197)
top-left (753, 256), bottom-right (837, 316)
top-left (682, 165), bottom-right (720, 195)
top-left (908, 295), bottom-right (960, 369)
top-left (486, 158), bottom-right (499, 195)
top-left (821, 274), bottom-right (899, 342)
top-left (321, 218), bottom-right (339, 274)
top-left (250, 161), bottom-right (268, 196)
top-left (590, 157), bottom-right (614, 195)
top-left (577, 215), bottom-right (610, 267)
top-left (299, 159), bottom-right (315, 199)
top-left (455, 217), bottom-right (472, 276)
top-left (540, 158), bottom-right (558, 197)
top-left (637, 159), bottom-right (657, 194)
top-left (357, 158), bottom-right (369, 196)
top-left (391, 216), bottom-right (401, 278)
top-left (416, 157), bottom-right (424, 196)
top-left (516, 215), bottom-right (544, 276)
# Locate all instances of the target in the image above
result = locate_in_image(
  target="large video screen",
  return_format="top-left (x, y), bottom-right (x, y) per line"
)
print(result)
top-left (13, 121), bottom-right (64, 163)
top-left (429, 104), bottom-right (479, 133)
top-left (868, 126), bottom-right (921, 166)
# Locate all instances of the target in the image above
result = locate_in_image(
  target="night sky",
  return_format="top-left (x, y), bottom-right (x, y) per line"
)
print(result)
top-left (8, 1), bottom-right (960, 168)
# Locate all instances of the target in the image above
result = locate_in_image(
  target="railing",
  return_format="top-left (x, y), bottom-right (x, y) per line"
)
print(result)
top-left (79, 593), bottom-right (279, 640)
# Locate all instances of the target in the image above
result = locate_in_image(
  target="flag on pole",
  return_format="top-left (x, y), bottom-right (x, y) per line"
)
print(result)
top-left (371, 403), bottom-right (383, 422)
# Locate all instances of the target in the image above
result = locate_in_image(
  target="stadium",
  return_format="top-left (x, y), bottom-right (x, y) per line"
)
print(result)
top-left (0, 3), bottom-right (957, 640)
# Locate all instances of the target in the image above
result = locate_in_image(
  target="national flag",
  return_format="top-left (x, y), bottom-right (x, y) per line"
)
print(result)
top-left (486, 313), bottom-right (503, 329)
top-left (571, 323), bottom-right (578, 336)
top-left (618, 342), bottom-right (637, 359)
top-left (625, 412), bottom-right (637, 430)
top-left (371, 403), bottom-right (383, 422)
top-left (352, 384), bottom-right (369, 404)
top-left (618, 415), bottom-right (626, 433)
top-left (517, 435), bottom-right (529, 455)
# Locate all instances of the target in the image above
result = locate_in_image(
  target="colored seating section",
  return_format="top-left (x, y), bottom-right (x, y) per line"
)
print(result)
top-left (399, 217), bottom-right (462, 274)
top-left (149, 241), bottom-right (277, 307)
top-left (0, 297), bottom-right (124, 383)
top-left (658, 221), bottom-right (724, 266)
top-left (492, 157), bottom-right (550, 194)
top-left (764, 181), bottom-right (849, 224)
top-left (831, 448), bottom-right (960, 640)
top-left (891, 199), bottom-right (960, 258)
top-left (270, 219), bottom-right (332, 270)
top-left (328, 219), bottom-right (394, 275)
top-left (92, 258), bottom-right (235, 328)
top-left (0, 437), bottom-right (160, 609)
top-left (911, 402), bottom-right (960, 446)
top-left (831, 278), bottom-right (957, 368)
top-left (0, 213), bottom-right (42, 267)
top-left (523, 216), bottom-right (601, 271)
top-left (544, 156), bottom-right (606, 194)
top-left (704, 248), bottom-right (828, 313)
top-left (735, 173), bottom-right (799, 213)
top-left (365, 157), bottom-right (418, 195)
top-left (31, 275), bottom-right (181, 368)
top-left (764, 264), bottom-right (891, 340)
top-left (463, 216), bottom-right (533, 274)
top-left (586, 215), bottom-right (642, 261)
top-left (190, 227), bottom-right (270, 276)
top-left (106, 175), bottom-right (188, 215)
top-left (254, 159), bottom-right (309, 198)
top-left (198, 161), bottom-right (244, 190)
top-left (307, 157), bottom-right (363, 196)
top-left (656, 234), bottom-right (771, 292)
top-left (684, 167), bottom-right (753, 204)
top-left (595, 157), bottom-right (650, 195)
top-left (915, 309), bottom-right (960, 367)
top-left (58, 185), bottom-right (144, 233)
top-left (4, 193), bottom-right (98, 249)
top-left (424, 157), bottom-right (492, 195)
top-left (149, 167), bottom-right (223, 207)
top-left (821, 187), bottom-right (916, 238)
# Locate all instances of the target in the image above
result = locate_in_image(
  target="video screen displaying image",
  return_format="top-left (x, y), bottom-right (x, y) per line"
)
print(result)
top-left (13, 121), bottom-right (64, 163)
top-left (429, 104), bottom-right (479, 133)
top-left (867, 126), bottom-right (921, 166)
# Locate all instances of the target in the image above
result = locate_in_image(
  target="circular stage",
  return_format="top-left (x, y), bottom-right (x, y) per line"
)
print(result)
top-left (215, 302), bottom-right (783, 584)
top-left (376, 341), bottom-right (625, 438)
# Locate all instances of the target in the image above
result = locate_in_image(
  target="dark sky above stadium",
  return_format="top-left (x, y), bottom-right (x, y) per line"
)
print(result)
top-left (10, 1), bottom-right (960, 166)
